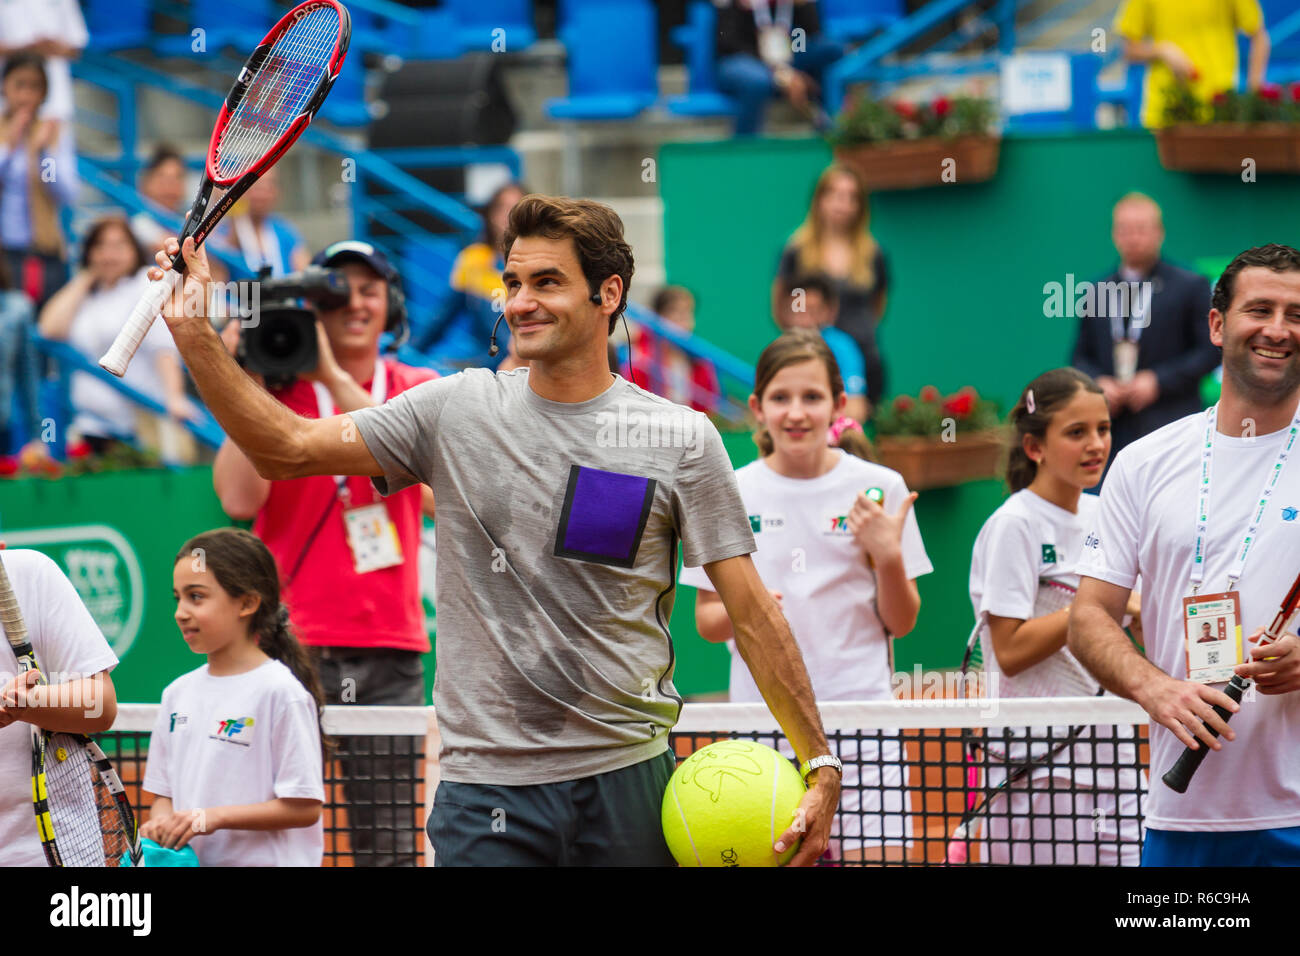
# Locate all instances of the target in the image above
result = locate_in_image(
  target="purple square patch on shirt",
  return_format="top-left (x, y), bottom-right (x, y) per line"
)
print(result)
top-left (554, 465), bottom-right (658, 568)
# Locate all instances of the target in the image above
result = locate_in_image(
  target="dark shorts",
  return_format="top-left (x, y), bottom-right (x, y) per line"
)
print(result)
top-left (1143, 826), bottom-right (1300, 866)
top-left (429, 750), bottom-right (677, 867)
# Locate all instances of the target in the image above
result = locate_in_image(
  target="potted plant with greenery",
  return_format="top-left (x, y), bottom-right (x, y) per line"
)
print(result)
top-left (1156, 82), bottom-right (1300, 173)
top-left (872, 385), bottom-right (1005, 489)
top-left (827, 94), bottom-right (1000, 190)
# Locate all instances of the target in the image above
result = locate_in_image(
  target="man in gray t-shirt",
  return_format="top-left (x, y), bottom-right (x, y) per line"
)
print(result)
top-left (148, 194), bottom-right (841, 866)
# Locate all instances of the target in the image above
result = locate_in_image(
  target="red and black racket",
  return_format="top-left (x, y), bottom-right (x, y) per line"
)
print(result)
top-left (1162, 569), bottom-right (1300, 792)
top-left (99, 0), bottom-right (351, 376)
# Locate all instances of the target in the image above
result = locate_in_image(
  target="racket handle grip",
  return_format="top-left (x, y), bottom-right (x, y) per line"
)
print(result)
top-left (98, 269), bottom-right (184, 377)
top-left (944, 821), bottom-right (972, 864)
top-left (1161, 675), bottom-right (1248, 793)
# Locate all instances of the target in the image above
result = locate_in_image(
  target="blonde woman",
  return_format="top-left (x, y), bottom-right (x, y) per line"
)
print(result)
top-left (773, 164), bottom-right (888, 407)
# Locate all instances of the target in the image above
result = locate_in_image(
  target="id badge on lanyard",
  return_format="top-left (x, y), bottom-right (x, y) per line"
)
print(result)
top-left (1185, 404), bottom-right (1300, 681)
top-left (315, 362), bottom-right (403, 575)
top-left (753, 0), bottom-right (794, 66)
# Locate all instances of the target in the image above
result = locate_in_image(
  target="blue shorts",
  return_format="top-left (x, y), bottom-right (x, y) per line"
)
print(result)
top-left (1143, 825), bottom-right (1300, 866)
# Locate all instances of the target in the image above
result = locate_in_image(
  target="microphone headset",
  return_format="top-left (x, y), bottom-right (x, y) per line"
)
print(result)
top-left (488, 290), bottom-right (604, 357)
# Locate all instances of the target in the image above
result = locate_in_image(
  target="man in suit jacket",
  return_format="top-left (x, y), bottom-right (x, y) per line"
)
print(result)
top-left (1072, 193), bottom-right (1219, 459)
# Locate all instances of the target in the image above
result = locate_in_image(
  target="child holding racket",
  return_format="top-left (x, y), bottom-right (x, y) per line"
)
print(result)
top-left (141, 528), bottom-right (325, 866)
top-left (968, 367), bottom-right (1145, 865)
top-left (680, 331), bottom-right (932, 863)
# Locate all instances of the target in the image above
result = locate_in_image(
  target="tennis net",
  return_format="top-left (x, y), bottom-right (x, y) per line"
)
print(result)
top-left (103, 697), bottom-right (1150, 867)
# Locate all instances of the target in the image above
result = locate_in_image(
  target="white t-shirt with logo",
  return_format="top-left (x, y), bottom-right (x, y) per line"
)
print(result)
top-left (1081, 407), bottom-right (1300, 832)
top-left (0, 549), bottom-right (118, 867)
top-left (679, 450), bottom-right (933, 702)
top-left (969, 488), bottom-right (1100, 698)
top-left (143, 659), bottom-right (325, 866)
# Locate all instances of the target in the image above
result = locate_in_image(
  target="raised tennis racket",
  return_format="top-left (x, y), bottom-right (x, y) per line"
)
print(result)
top-left (947, 579), bottom-right (1097, 864)
top-left (0, 552), bottom-right (141, 866)
top-left (98, 0), bottom-right (351, 377)
top-left (1162, 569), bottom-right (1300, 793)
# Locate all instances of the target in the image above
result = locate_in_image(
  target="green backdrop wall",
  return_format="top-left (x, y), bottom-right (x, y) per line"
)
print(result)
top-left (660, 129), bottom-right (1300, 693)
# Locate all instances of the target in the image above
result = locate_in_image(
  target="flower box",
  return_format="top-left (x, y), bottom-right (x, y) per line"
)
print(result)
top-left (874, 429), bottom-right (1006, 490)
top-left (833, 135), bottom-right (1001, 191)
top-left (1155, 123), bottom-right (1300, 173)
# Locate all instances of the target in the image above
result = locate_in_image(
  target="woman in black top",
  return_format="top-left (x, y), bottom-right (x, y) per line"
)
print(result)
top-left (773, 164), bottom-right (889, 408)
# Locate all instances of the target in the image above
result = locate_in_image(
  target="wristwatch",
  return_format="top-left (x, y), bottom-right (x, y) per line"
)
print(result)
top-left (799, 754), bottom-right (843, 783)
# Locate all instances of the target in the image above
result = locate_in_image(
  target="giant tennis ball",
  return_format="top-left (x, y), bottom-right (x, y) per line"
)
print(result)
top-left (662, 739), bottom-right (807, 867)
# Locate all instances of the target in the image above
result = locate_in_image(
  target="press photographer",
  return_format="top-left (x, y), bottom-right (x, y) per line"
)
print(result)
top-left (213, 239), bottom-right (437, 866)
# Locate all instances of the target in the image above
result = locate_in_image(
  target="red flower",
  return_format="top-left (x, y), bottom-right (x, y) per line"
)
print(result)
top-left (943, 393), bottom-right (975, 417)
top-left (0, 456), bottom-right (18, 477)
top-left (67, 440), bottom-right (92, 459)
top-left (1291, 82), bottom-right (1300, 103)
top-left (919, 385), bottom-right (940, 403)
top-left (893, 395), bottom-right (914, 412)
top-left (892, 100), bottom-right (918, 121)
top-left (1260, 83), bottom-right (1283, 103)
top-left (932, 96), bottom-right (952, 118)
top-left (1213, 91), bottom-right (1228, 106)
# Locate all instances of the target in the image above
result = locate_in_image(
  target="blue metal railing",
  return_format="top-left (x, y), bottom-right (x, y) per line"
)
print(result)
top-left (34, 337), bottom-right (225, 456)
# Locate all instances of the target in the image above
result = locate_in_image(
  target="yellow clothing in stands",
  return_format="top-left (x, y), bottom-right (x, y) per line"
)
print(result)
top-left (451, 243), bottom-right (505, 301)
top-left (1115, 0), bottom-right (1264, 128)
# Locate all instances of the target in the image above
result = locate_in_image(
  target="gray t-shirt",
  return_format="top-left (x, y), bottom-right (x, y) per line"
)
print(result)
top-left (350, 368), bottom-right (755, 785)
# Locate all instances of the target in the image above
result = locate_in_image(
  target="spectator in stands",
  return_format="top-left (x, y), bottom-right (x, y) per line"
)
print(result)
top-left (630, 285), bottom-right (720, 412)
top-left (1070, 192), bottom-right (1218, 462)
top-left (417, 180), bottom-right (525, 365)
top-left (775, 273), bottom-right (868, 422)
top-left (37, 217), bottom-right (198, 463)
top-left (0, 254), bottom-right (45, 460)
top-left (1116, 0), bottom-right (1269, 129)
top-left (213, 239), bottom-right (436, 866)
top-left (0, 54), bottom-right (76, 312)
top-left (130, 144), bottom-right (190, 254)
top-left (715, 0), bottom-right (843, 136)
top-left (0, 0), bottom-right (87, 128)
top-left (215, 166), bottom-right (310, 277)
top-left (774, 164), bottom-right (888, 409)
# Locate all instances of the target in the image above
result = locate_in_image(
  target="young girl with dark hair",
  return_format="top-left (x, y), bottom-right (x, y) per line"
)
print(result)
top-left (140, 528), bottom-right (325, 866)
top-left (681, 330), bottom-right (931, 862)
top-left (968, 367), bottom-right (1145, 865)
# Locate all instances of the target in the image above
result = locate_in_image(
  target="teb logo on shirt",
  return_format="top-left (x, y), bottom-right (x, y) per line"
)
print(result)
top-left (1041, 544), bottom-right (1057, 563)
top-left (748, 514), bottom-right (785, 533)
top-left (168, 712), bottom-right (188, 732)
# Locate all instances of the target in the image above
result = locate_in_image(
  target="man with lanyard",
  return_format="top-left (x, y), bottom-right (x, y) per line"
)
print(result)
top-left (158, 195), bottom-right (841, 865)
top-left (1071, 193), bottom-right (1218, 466)
top-left (213, 239), bottom-right (437, 866)
top-left (1070, 244), bottom-right (1300, 866)
top-left (714, 0), bottom-right (842, 136)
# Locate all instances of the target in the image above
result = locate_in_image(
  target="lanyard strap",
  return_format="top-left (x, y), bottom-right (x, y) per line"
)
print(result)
top-left (751, 0), bottom-right (794, 31)
top-left (313, 359), bottom-right (387, 488)
top-left (1108, 270), bottom-right (1148, 345)
top-left (1192, 403), bottom-right (1300, 592)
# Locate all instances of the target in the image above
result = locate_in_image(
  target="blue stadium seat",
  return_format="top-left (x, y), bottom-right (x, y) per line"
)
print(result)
top-left (84, 0), bottom-right (150, 52)
top-left (820, 0), bottom-right (904, 43)
top-left (444, 0), bottom-right (537, 53)
top-left (546, 1), bottom-right (658, 121)
top-left (153, 0), bottom-right (274, 58)
top-left (666, 1), bottom-right (738, 118)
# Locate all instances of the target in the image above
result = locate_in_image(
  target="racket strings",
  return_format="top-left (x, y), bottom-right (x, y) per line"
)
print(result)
top-left (43, 735), bottom-right (133, 867)
top-left (215, 5), bottom-right (339, 181)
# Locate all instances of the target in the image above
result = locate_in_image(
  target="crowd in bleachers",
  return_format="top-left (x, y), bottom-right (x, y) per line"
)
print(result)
top-left (0, 0), bottom-right (1289, 477)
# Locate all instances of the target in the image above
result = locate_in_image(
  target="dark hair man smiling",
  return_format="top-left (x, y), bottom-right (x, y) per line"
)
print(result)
top-left (147, 194), bottom-right (841, 867)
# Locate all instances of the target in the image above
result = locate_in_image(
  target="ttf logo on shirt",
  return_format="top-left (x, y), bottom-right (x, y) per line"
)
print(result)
top-left (1042, 544), bottom-right (1057, 563)
top-left (824, 513), bottom-right (852, 536)
top-left (168, 712), bottom-right (188, 732)
top-left (210, 717), bottom-right (255, 747)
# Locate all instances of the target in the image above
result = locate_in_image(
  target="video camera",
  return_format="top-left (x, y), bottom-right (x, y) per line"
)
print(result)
top-left (237, 266), bottom-right (351, 388)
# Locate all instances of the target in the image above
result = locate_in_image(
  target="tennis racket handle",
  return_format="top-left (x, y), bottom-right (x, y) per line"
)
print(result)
top-left (1161, 675), bottom-right (1248, 794)
top-left (98, 269), bottom-right (184, 377)
top-left (945, 822), bottom-right (973, 864)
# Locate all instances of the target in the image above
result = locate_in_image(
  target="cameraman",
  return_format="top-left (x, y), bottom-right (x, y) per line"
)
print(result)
top-left (213, 239), bottom-right (436, 867)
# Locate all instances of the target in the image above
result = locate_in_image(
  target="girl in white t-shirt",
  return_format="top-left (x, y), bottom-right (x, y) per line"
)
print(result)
top-left (680, 331), bottom-right (933, 862)
top-left (968, 367), bottom-right (1145, 865)
top-left (141, 528), bottom-right (326, 866)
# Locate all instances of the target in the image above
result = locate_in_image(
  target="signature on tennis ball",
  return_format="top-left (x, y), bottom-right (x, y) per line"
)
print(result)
top-left (678, 744), bottom-right (766, 802)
